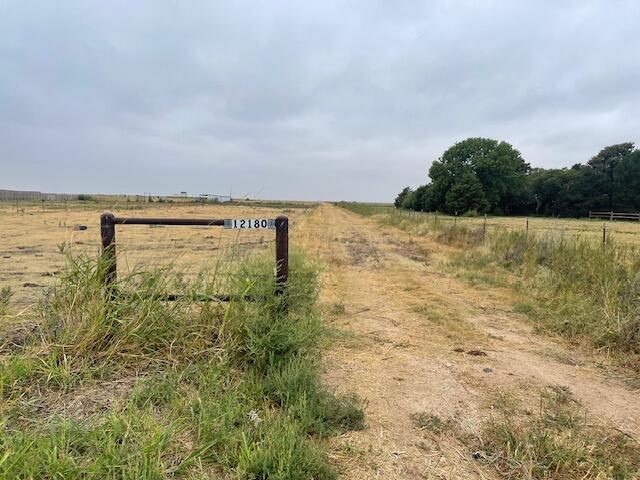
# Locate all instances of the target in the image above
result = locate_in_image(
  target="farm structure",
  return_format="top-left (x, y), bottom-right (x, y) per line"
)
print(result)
top-left (0, 189), bottom-right (79, 202)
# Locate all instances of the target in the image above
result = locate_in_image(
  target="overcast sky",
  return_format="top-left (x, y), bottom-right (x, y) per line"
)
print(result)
top-left (1, 1), bottom-right (639, 201)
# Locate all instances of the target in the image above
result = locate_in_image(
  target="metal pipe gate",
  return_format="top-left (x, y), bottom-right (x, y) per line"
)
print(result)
top-left (100, 212), bottom-right (289, 298)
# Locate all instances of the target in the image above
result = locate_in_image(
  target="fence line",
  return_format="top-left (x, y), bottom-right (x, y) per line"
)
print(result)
top-left (589, 211), bottom-right (640, 221)
top-left (392, 210), bottom-right (640, 247)
top-left (0, 189), bottom-right (79, 202)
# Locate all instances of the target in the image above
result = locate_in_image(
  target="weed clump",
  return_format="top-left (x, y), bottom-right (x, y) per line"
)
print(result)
top-left (477, 386), bottom-right (640, 479)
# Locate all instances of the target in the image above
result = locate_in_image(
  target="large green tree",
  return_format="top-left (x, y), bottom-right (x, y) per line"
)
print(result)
top-left (394, 140), bottom-right (640, 218)
top-left (613, 150), bottom-right (640, 211)
top-left (444, 170), bottom-right (489, 214)
top-left (587, 142), bottom-right (634, 210)
top-left (428, 138), bottom-right (529, 214)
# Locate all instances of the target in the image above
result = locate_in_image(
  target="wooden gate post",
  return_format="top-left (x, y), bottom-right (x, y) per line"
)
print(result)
top-left (275, 215), bottom-right (289, 296)
top-left (100, 212), bottom-right (117, 286)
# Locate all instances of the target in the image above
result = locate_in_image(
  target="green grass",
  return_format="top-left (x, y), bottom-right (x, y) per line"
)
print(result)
top-left (333, 202), bottom-right (394, 216)
top-left (0, 252), bottom-right (363, 479)
top-left (477, 386), bottom-right (640, 479)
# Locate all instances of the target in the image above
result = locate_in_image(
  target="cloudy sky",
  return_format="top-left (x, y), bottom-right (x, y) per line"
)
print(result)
top-left (1, 1), bottom-right (639, 201)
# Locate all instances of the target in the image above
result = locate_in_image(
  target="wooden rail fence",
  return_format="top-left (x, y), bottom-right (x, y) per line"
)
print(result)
top-left (589, 211), bottom-right (640, 221)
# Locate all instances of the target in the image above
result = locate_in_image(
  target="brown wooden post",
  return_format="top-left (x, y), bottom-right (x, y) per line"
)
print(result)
top-left (275, 215), bottom-right (289, 297)
top-left (100, 212), bottom-right (117, 286)
top-left (602, 224), bottom-right (606, 247)
top-left (525, 218), bottom-right (529, 240)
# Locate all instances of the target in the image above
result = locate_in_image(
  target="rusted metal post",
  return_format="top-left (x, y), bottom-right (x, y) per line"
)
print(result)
top-left (100, 212), bottom-right (117, 286)
top-left (275, 215), bottom-right (289, 296)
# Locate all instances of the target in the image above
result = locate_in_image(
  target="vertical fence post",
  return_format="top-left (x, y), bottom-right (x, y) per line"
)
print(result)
top-left (275, 216), bottom-right (289, 297)
top-left (100, 212), bottom-right (117, 286)
top-left (483, 214), bottom-right (487, 240)
top-left (525, 218), bottom-right (529, 240)
top-left (454, 212), bottom-right (458, 228)
top-left (602, 224), bottom-right (606, 247)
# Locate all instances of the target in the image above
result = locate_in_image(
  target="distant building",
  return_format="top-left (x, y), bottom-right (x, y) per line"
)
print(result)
top-left (199, 193), bottom-right (232, 203)
top-left (0, 189), bottom-right (79, 201)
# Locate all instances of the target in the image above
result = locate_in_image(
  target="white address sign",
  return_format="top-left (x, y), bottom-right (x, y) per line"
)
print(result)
top-left (224, 218), bottom-right (276, 229)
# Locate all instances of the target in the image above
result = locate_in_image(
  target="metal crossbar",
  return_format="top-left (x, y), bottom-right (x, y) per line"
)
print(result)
top-left (100, 212), bottom-right (289, 299)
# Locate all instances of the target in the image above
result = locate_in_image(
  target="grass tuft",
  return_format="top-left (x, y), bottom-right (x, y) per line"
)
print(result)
top-left (477, 386), bottom-right (640, 479)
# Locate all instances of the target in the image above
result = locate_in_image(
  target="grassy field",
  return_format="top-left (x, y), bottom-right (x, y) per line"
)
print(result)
top-left (336, 202), bottom-right (640, 246)
top-left (0, 199), bottom-right (369, 478)
top-left (0, 200), bottom-right (313, 307)
top-left (339, 202), bottom-right (640, 368)
top-left (2, 199), bottom-right (640, 479)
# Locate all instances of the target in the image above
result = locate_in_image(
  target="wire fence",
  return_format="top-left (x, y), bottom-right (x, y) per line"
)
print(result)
top-left (387, 210), bottom-right (640, 247)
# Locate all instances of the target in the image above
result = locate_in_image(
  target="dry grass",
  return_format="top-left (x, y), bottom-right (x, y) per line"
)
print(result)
top-left (0, 226), bottom-right (363, 478)
top-left (337, 203), bottom-right (640, 246)
top-left (0, 200), bottom-right (313, 307)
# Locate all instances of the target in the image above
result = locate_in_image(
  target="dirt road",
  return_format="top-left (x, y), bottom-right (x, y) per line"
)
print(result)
top-left (295, 204), bottom-right (640, 480)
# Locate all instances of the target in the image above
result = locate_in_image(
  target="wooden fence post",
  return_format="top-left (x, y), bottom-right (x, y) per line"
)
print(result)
top-left (100, 212), bottom-right (117, 286)
top-left (275, 216), bottom-right (289, 297)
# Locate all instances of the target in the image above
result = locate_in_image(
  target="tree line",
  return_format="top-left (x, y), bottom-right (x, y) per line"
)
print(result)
top-left (395, 138), bottom-right (640, 217)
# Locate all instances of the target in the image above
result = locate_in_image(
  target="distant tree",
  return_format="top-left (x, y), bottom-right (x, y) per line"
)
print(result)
top-left (587, 143), bottom-right (634, 210)
top-left (527, 168), bottom-right (576, 215)
top-left (394, 140), bottom-right (640, 218)
top-left (394, 187), bottom-right (412, 208)
top-left (428, 138), bottom-right (529, 213)
top-left (444, 171), bottom-right (489, 214)
top-left (412, 185), bottom-right (430, 211)
top-left (613, 150), bottom-right (640, 211)
top-left (400, 190), bottom-right (417, 210)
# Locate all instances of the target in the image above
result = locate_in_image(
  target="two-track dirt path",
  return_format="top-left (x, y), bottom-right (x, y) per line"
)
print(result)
top-left (294, 204), bottom-right (640, 480)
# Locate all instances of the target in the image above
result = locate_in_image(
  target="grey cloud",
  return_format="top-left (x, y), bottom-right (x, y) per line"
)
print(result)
top-left (1, 0), bottom-right (639, 200)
